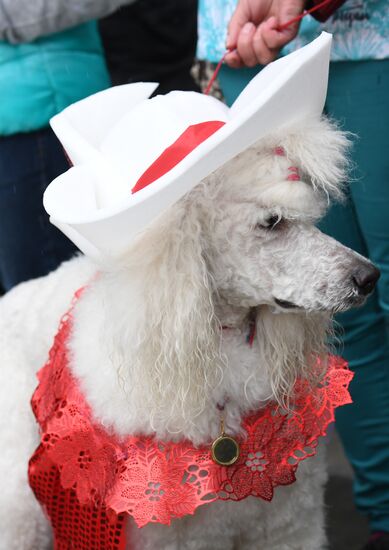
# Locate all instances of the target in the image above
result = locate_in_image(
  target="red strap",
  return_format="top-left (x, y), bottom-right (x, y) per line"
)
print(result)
top-left (132, 120), bottom-right (225, 194)
top-left (278, 0), bottom-right (335, 30)
top-left (204, 51), bottom-right (229, 95)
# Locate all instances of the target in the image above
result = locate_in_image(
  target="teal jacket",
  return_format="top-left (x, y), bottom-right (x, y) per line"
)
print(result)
top-left (0, 21), bottom-right (111, 136)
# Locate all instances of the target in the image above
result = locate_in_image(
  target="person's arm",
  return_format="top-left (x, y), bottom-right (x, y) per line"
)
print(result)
top-left (225, 0), bottom-right (347, 67)
top-left (0, 0), bottom-right (137, 44)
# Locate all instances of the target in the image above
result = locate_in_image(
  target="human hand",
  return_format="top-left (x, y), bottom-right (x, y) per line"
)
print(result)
top-left (225, 0), bottom-right (306, 67)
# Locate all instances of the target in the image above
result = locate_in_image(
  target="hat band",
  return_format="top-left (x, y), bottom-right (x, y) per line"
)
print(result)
top-left (132, 120), bottom-right (226, 194)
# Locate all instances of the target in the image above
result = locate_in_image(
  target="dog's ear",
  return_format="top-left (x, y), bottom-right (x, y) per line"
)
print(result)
top-left (280, 117), bottom-right (352, 200)
top-left (110, 203), bottom-right (222, 434)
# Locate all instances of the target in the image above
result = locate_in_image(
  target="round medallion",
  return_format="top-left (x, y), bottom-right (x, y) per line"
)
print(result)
top-left (211, 435), bottom-right (240, 466)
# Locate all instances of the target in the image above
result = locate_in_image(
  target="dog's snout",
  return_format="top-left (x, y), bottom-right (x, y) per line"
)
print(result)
top-left (352, 264), bottom-right (380, 296)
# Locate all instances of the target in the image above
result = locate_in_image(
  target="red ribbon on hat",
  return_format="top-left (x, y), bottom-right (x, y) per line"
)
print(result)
top-left (132, 120), bottom-right (225, 194)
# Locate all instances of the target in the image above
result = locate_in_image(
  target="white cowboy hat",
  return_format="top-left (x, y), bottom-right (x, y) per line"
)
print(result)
top-left (44, 32), bottom-right (332, 260)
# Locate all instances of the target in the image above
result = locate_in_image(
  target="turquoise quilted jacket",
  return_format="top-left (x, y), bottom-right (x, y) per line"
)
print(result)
top-left (0, 21), bottom-right (110, 136)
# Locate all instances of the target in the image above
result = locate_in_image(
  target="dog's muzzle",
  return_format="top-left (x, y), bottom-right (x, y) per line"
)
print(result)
top-left (274, 262), bottom-right (380, 313)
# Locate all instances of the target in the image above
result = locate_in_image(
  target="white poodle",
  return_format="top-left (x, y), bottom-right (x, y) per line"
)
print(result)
top-left (0, 117), bottom-right (379, 550)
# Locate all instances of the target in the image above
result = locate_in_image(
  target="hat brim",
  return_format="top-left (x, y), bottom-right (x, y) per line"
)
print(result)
top-left (44, 33), bottom-right (332, 260)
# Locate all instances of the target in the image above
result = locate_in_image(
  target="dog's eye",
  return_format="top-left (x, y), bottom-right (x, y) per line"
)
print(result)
top-left (256, 215), bottom-right (282, 230)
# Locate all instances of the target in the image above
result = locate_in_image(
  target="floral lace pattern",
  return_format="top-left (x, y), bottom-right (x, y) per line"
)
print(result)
top-left (29, 296), bottom-right (353, 549)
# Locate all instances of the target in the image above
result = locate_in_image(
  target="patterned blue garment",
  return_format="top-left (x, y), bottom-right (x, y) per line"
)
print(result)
top-left (197, 0), bottom-right (389, 62)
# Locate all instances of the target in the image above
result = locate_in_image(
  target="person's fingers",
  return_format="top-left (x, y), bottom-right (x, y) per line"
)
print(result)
top-left (225, 21), bottom-right (278, 68)
top-left (226, 2), bottom-right (249, 50)
top-left (224, 49), bottom-right (244, 68)
top-left (262, 0), bottom-right (304, 49)
top-left (252, 23), bottom-right (278, 64)
top-left (236, 22), bottom-right (259, 67)
top-left (262, 19), bottom-right (300, 51)
top-left (225, 0), bottom-right (304, 68)
top-left (278, 0), bottom-right (305, 28)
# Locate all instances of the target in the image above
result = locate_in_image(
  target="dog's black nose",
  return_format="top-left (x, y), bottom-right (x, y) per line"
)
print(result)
top-left (352, 264), bottom-right (380, 296)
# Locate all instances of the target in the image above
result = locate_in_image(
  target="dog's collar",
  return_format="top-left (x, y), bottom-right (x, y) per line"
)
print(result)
top-left (221, 309), bottom-right (257, 347)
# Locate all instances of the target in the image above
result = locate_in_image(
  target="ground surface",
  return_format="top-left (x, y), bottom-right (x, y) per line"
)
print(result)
top-left (326, 431), bottom-right (369, 550)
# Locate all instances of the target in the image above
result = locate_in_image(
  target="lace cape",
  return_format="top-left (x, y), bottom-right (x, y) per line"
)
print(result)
top-left (29, 301), bottom-right (353, 548)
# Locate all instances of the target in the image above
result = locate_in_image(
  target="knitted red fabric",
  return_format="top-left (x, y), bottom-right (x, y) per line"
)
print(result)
top-left (29, 298), bottom-right (353, 549)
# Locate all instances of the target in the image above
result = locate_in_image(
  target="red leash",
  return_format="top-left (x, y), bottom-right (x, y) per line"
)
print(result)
top-left (204, 51), bottom-right (230, 95)
top-left (204, 0), bottom-right (333, 94)
top-left (278, 0), bottom-right (334, 31)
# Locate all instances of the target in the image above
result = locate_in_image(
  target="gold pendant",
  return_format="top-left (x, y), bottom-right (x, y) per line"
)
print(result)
top-left (211, 434), bottom-right (240, 466)
top-left (211, 416), bottom-right (240, 466)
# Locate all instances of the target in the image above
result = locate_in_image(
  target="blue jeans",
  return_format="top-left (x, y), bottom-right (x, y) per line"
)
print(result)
top-left (0, 128), bottom-right (77, 291)
top-left (321, 60), bottom-right (389, 533)
top-left (218, 59), bottom-right (389, 532)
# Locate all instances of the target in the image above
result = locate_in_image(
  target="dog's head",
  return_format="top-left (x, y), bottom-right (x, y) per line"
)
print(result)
top-left (102, 117), bottom-right (379, 424)
top-left (197, 117), bottom-right (379, 315)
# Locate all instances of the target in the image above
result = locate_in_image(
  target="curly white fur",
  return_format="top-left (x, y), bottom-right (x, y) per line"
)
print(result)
top-left (0, 118), bottom-right (377, 550)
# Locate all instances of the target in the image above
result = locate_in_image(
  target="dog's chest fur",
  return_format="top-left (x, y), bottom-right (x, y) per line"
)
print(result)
top-left (69, 286), bottom-right (271, 447)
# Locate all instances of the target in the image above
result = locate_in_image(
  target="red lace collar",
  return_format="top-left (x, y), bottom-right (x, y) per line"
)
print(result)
top-left (29, 302), bottom-right (353, 531)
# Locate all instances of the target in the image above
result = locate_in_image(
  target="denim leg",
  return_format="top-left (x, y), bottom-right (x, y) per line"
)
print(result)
top-left (0, 128), bottom-right (77, 291)
top-left (322, 60), bottom-right (389, 532)
top-left (320, 199), bottom-right (389, 532)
